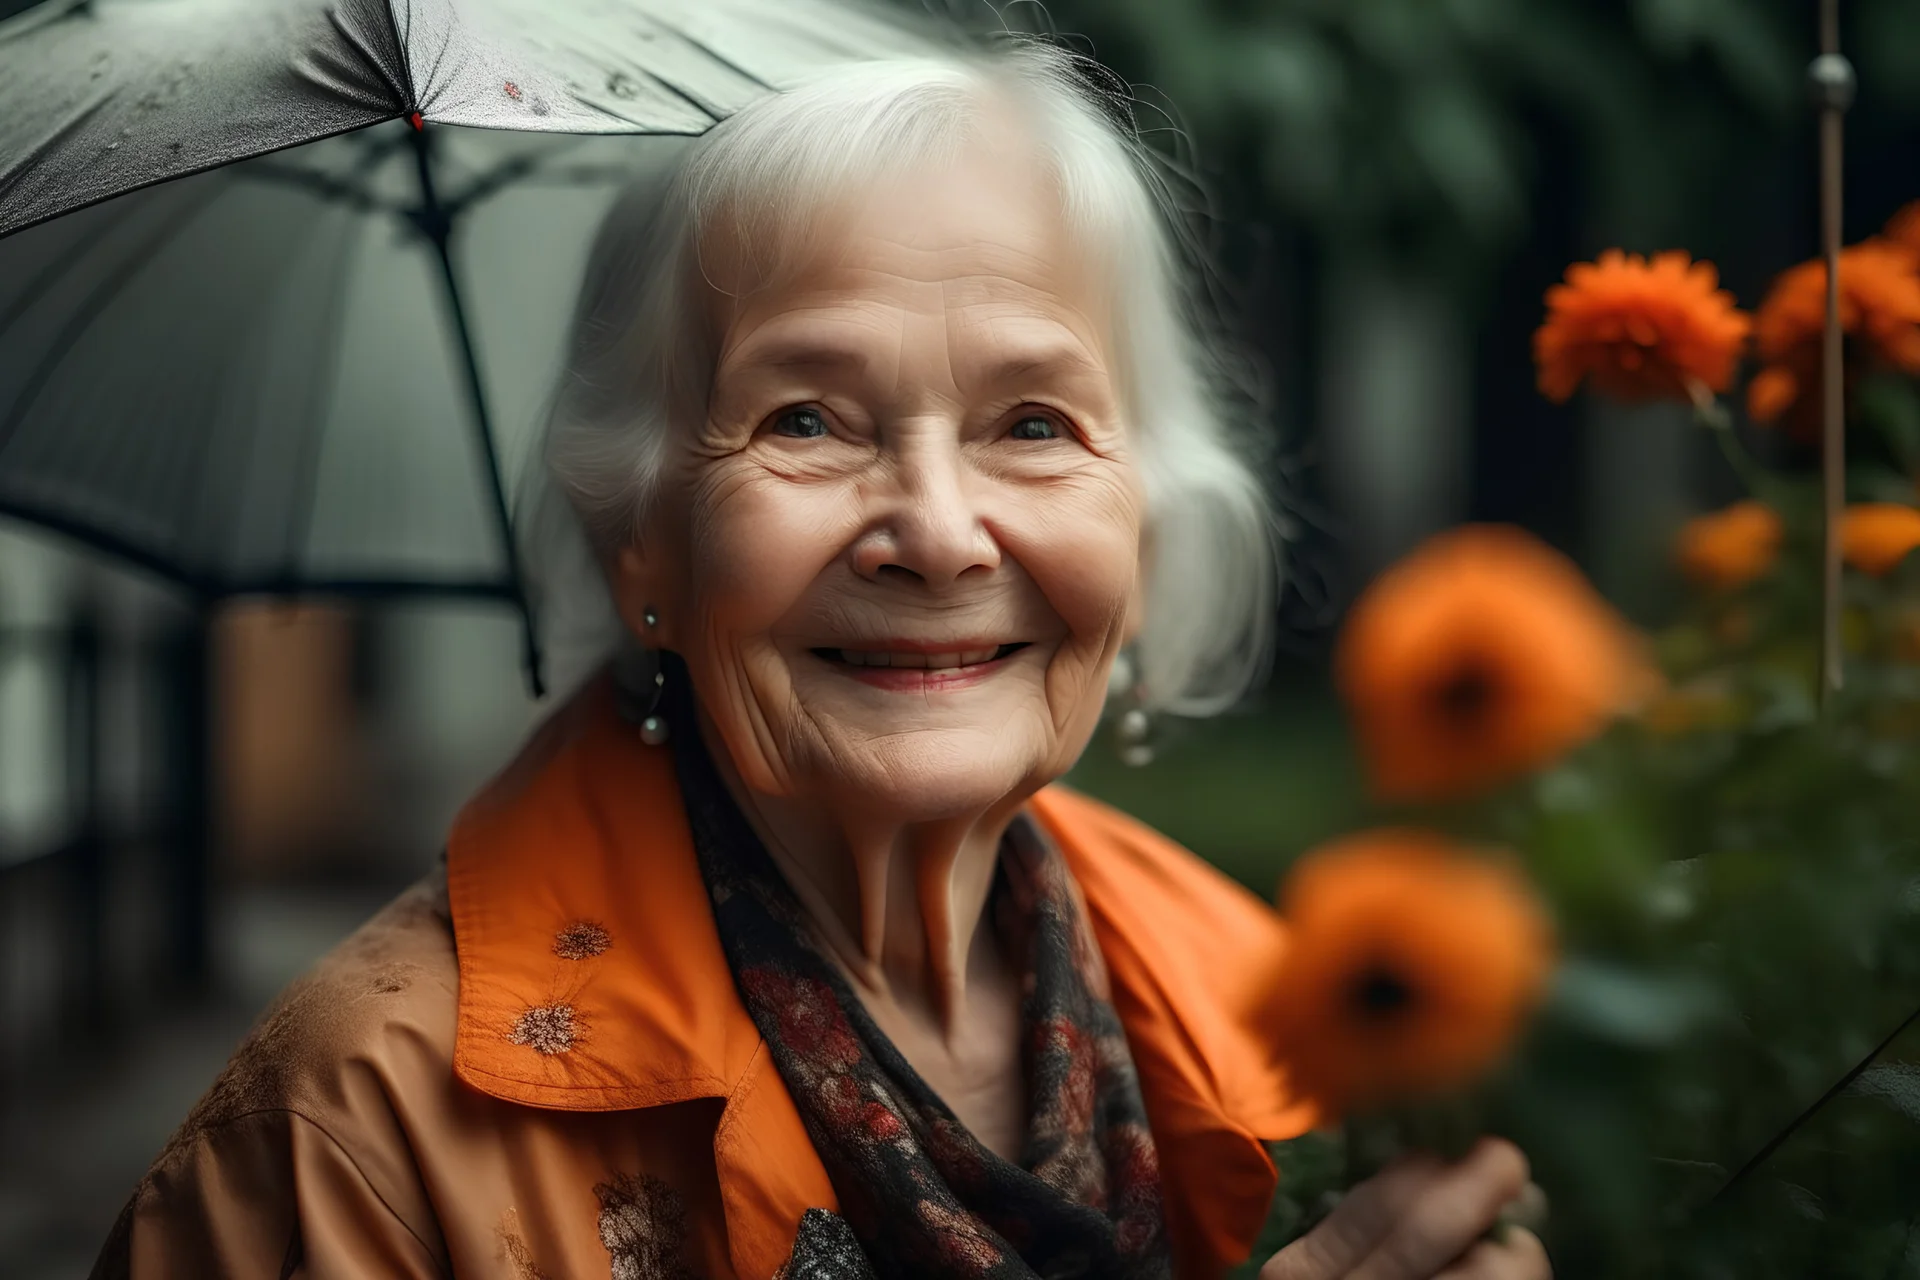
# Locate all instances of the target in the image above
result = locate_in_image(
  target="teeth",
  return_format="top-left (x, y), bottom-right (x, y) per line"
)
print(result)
top-left (838, 647), bottom-right (1004, 669)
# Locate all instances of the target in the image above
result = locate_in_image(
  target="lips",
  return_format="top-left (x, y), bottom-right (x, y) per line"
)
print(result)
top-left (811, 642), bottom-right (1027, 671)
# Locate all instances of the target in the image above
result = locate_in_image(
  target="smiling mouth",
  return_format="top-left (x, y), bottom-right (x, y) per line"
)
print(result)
top-left (810, 643), bottom-right (1028, 670)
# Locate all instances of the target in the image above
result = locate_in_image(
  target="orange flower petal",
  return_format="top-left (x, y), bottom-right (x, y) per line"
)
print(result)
top-left (1262, 830), bottom-right (1555, 1118)
top-left (1749, 242), bottom-right (1920, 435)
top-left (1533, 249), bottom-right (1750, 406)
top-left (1746, 366), bottom-right (1798, 424)
top-left (1886, 201), bottom-right (1920, 257)
top-left (1841, 503), bottom-right (1920, 577)
top-left (1335, 526), bottom-right (1653, 802)
top-left (1674, 501), bottom-right (1783, 591)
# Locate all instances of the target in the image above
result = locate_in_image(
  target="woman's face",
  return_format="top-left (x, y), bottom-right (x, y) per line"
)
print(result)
top-left (617, 144), bottom-right (1146, 820)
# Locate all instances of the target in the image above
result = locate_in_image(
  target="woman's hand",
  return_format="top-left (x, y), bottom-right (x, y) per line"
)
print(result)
top-left (1259, 1138), bottom-right (1550, 1280)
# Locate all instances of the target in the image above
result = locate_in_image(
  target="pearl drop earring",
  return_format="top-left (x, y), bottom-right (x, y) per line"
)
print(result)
top-left (1112, 650), bottom-right (1154, 767)
top-left (613, 639), bottom-right (670, 746)
top-left (639, 669), bottom-right (669, 746)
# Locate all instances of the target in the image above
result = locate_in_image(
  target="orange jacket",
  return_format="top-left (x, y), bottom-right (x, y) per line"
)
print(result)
top-left (96, 685), bottom-right (1315, 1280)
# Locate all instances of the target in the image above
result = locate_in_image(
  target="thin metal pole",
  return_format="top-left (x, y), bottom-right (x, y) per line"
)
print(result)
top-left (1814, 1), bottom-right (1851, 706)
top-left (407, 123), bottom-right (547, 697)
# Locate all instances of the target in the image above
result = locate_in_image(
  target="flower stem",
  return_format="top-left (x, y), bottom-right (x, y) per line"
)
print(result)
top-left (1689, 381), bottom-right (1775, 502)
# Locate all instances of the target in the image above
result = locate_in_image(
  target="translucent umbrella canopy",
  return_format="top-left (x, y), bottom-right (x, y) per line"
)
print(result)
top-left (0, 0), bottom-right (927, 684)
top-left (0, 125), bottom-right (677, 598)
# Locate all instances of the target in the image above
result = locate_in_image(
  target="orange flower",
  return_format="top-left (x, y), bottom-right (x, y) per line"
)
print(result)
top-left (1261, 830), bottom-right (1554, 1118)
top-left (1841, 503), bottom-right (1920, 577)
top-left (1746, 243), bottom-right (1920, 437)
top-left (1336, 525), bottom-right (1655, 802)
top-left (1534, 250), bottom-right (1749, 404)
top-left (1673, 501), bottom-right (1783, 591)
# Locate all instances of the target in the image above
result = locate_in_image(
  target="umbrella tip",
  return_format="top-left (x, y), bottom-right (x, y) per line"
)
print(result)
top-left (408, 111), bottom-right (424, 132)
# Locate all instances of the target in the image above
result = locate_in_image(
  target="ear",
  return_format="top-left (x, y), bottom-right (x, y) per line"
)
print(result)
top-left (608, 536), bottom-right (680, 652)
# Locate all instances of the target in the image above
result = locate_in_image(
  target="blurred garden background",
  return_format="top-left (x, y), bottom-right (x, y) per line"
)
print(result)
top-left (5, 0), bottom-right (1920, 1276)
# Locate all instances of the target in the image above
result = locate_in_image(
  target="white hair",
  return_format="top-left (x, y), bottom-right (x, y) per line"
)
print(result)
top-left (522, 41), bottom-right (1279, 718)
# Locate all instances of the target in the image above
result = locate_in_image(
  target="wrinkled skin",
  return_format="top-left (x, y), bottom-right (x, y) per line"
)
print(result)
top-left (613, 135), bottom-right (1139, 1158)
top-left (611, 128), bottom-right (1548, 1278)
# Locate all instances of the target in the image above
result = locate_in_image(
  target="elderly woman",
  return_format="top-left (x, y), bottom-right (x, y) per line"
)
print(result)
top-left (95, 45), bottom-right (1547, 1280)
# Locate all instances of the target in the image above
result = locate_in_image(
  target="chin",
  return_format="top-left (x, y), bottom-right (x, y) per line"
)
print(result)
top-left (810, 722), bottom-right (1059, 822)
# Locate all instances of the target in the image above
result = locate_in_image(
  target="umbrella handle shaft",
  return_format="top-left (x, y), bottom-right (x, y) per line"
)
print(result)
top-left (408, 126), bottom-right (547, 698)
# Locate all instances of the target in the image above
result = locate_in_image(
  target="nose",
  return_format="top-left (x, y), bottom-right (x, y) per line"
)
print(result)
top-left (852, 438), bottom-right (1000, 589)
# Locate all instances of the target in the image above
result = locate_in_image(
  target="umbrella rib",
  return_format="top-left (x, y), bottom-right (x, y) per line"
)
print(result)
top-left (237, 119), bottom-right (417, 215)
top-left (406, 128), bottom-right (545, 693)
top-left (375, 0), bottom-right (420, 112)
top-left (0, 192), bottom-right (150, 342)
top-left (233, 162), bottom-right (393, 217)
top-left (329, 4), bottom-right (413, 112)
top-left (656, 24), bottom-right (775, 95)
top-left (628, 68), bottom-right (727, 129)
top-left (0, 494), bottom-right (520, 602)
top-left (0, 180), bottom-right (228, 454)
top-left (444, 139), bottom-right (589, 216)
top-left (419, 4), bottom-right (458, 107)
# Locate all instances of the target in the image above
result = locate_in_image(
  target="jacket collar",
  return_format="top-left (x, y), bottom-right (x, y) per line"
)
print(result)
top-left (447, 679), bottom-right (1313, 1277)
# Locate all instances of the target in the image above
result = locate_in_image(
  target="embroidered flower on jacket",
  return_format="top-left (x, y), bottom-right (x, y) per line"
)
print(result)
top-left (553, 920), bottom-right (612, 960)
top-left (507, 1003), bottom-right (579, 1055)
top-left (595, 1172), bottom-right (695, 1280)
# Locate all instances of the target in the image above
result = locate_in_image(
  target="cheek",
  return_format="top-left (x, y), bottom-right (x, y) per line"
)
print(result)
top-left (680, 468), bottom-right (860, 637)
top-left (995, 474), bottom-right (1145, 645)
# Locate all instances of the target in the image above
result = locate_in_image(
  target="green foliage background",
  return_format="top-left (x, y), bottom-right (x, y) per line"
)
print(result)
top-left (994, 1), bottom-right (1920, 1276)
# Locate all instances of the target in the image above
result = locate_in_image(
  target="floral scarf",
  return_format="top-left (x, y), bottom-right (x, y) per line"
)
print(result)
top-left (665, 668), bottom-right (1171, 1280)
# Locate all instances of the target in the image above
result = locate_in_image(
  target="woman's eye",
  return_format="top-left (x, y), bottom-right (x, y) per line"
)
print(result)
top-left (772, 407), bottom-right (830, 438)
top-left (1008, 415), bottom-right (1060, 441)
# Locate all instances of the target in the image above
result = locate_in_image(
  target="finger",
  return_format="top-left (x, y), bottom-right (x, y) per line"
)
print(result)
top-left (1496, 1182), bottom-right (1549, 1239)
top-left (1435, 1227), bottom-right (1551, 1280)
top-left (1349, 1138), bottom-right (1531, 1280)
top-left (1259, 1154), bottom-right (1446, 1280)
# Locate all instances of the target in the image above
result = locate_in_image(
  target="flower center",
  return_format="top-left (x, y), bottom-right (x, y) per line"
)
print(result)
top-left (1348, 964), bottom-right (1417, 1020)
top-left (1429, 658), bottom-right (1500, 728)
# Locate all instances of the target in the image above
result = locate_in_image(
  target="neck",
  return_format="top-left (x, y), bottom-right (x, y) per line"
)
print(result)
top-left (695, 714), bottom-right (1023, 1035)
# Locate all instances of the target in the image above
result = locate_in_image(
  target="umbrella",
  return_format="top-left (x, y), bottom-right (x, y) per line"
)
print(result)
top-left (0, 0), bottom-right (927, 691)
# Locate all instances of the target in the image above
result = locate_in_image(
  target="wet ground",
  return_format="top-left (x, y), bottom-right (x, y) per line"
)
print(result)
top-left (0, 884), bottom-right (398, 1280)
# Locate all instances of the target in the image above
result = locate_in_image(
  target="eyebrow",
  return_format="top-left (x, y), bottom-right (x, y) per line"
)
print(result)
top-left (730, 339), bottom-right (871, 375)
top-left (726, 334), bottom-right (1107, 390)
top-left (976, 346), bottom-right (1105, 386)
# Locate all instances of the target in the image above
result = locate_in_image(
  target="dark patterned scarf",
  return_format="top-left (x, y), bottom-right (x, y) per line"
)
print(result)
top-left (664, 667), bottom-right (1171, 1280)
